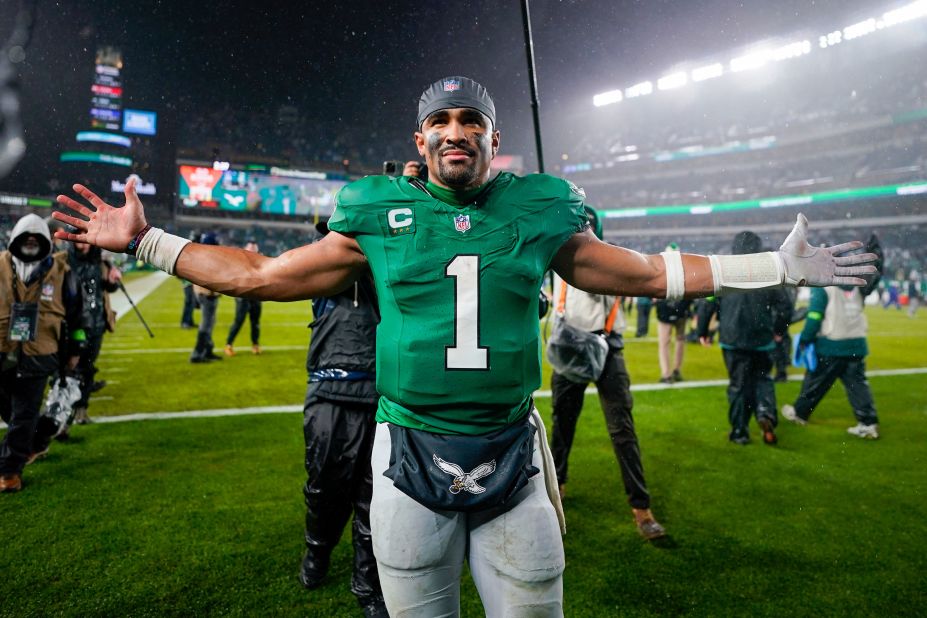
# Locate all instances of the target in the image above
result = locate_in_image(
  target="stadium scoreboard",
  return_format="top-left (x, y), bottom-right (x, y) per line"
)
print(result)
top-left (177, 163), bottom-right (347, 217)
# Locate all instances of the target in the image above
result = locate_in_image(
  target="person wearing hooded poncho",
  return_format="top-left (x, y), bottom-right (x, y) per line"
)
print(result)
top-left (0, 214), bottom-right (84, 493)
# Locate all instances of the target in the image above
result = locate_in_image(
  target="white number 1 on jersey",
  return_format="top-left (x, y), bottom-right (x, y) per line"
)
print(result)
top-left (445, 255), bottom-right (489, 370)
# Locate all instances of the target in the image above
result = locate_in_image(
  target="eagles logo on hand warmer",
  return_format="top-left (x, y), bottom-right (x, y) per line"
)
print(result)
top-left (383, 418), bottom-right (539, 512)
top-left (433, 455), bottom-right (496, 494)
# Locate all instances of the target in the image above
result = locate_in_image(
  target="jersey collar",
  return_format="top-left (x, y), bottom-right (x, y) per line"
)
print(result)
top-left (401, 173), bottom-right (505, 210)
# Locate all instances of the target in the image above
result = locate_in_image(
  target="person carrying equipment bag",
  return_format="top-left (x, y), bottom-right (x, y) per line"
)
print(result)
top-left (546, 206), bottom-right (666, 540)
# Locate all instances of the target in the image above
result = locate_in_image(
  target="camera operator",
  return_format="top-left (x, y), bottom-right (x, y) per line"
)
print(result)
top-left (63, 237), bottom-right (120, 426)
top-left (383, 160), bottom-right (426, 179)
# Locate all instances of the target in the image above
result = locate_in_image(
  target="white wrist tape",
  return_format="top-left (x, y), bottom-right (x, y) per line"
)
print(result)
top-left (135, 227), bottom-right (191, 275)
top-left (660, 250), bottom-right (685, 301)
top-left (708, 252), bottom-right (786, 295)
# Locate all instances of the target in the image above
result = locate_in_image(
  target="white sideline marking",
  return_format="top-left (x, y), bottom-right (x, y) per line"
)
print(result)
top-left (534, 366), bottom-right (927, 396)
top-left (92, 405), bottom-right (304, 424)
top-left (3, 367), bottom-right (920, 430)
top-left (111, 271), bottom-right (171, 321)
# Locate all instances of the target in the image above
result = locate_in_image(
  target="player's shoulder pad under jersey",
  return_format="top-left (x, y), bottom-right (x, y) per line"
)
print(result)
top-left (335, 175), bottom-right (401, 208)
top-left (508, 173), bottom-right (586, 204)
top-left (329, 175), bottom-right (407, 235)
top-left (506, 173), bottom-right (589, 231)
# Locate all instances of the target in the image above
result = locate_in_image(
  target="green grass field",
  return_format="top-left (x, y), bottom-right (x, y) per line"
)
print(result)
top-left (2, 277), bottom-right (926, 617)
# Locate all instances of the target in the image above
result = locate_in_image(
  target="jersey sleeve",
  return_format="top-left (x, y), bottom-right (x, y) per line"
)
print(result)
top-left (327, 176), bottom-right (394, 236)
top-left (512, 174), bottom-right (591, 267)
top-left (562, 179), bottom-right (592, 235)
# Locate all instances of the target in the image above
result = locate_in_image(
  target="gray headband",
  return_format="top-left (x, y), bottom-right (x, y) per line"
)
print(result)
top-left (417, 76), bottom-right (496, 129)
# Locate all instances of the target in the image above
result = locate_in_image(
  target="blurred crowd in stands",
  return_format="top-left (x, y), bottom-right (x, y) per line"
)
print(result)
top-left (177, 103), bottom-right (409, 174)
top-left (561, 32), bottom-right (927, 210)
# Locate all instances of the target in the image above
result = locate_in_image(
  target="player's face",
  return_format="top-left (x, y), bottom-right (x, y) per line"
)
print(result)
top-left (415, 108), bottom-right (500, 190)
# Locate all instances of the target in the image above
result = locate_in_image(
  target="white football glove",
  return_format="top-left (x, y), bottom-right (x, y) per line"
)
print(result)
top-left (777, 214), bottom-right (878, 287)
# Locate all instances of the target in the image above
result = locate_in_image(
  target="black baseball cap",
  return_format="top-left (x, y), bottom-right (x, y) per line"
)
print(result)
top-left (417, 76), bottom-right (496, 129)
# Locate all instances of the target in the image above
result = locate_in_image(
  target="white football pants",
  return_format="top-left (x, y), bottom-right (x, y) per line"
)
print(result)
top-left (370, 417), bottom-right (565, 617)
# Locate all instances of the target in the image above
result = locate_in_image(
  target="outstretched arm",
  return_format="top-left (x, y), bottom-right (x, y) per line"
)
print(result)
top-left (53, 179), bottom-right (367, 301)
top-left (551, 231), bottom-right (715, 298)
top-left (170, 232), bottom-right (367, 300)
top-left (552, 214), bottom-right (878, 300)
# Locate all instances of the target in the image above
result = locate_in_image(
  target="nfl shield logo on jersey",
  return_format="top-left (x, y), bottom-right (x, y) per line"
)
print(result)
top-left (443, 79), bottom-right (462, 92)
top-left (454, 214), bottom-right (471, 233)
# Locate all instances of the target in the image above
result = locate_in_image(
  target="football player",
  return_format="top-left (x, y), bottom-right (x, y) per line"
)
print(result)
top-left (54, 76), bottom-right (877, 617)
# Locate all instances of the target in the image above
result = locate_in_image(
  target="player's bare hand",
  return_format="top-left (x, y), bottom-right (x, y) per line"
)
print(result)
top-left (777, 213), bottom-right (879, 287)
top-left (53, 177), bottom-right (148, 252)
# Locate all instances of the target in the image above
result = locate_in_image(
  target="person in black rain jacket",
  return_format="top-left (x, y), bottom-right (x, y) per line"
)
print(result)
top-left (299, 223), bottom-right (385, 617)
top-left (698, 231), bottom-right (792, 446)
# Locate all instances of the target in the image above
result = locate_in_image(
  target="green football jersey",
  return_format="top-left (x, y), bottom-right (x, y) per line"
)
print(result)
top-left (328, 171), bottom-right (588, 435)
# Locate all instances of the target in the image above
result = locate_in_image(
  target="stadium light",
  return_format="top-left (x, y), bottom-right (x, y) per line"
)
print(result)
top-left (730, 50), bottom-right (770, 72)
top-left (843, 18), bottom-right (877, 40)
top-left (625, 81), bottom-right (653, 98)
top-left (691, 63), bottom-right (724, 82)
top-left (593, 89), bottom-right (623, 107)
top-left (882, 0), bottom-right (927, 27)
top-left (772, 40), bottom-right (812, 61)
top-left (819, 30), bottom-right (843, 48)
top-left (590, 0), bottom-right (927, 108)
top-left (657, 72), bottom-right (688, 90)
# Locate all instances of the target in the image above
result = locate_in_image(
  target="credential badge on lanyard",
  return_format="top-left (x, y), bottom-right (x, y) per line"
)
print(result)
top-left (9, 302), bottom-right (38, 342)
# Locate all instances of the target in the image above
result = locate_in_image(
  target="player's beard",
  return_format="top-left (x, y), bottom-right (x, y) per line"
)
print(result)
top-left (428, 133), bottom-right (492, 190)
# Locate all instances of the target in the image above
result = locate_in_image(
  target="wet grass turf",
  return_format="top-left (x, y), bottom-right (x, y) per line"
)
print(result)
top-left (1, 276), bottom-right (925, 616)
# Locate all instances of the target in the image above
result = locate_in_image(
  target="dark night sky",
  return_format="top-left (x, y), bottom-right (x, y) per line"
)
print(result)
top-left (0, 0), bottom-right (893, 189)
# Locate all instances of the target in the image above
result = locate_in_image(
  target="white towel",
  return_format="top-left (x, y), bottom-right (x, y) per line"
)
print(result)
top-left (531, 407), bottom-right (566, 535)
